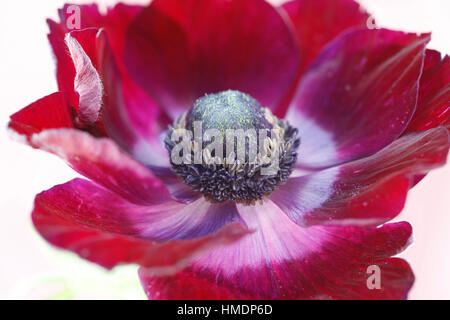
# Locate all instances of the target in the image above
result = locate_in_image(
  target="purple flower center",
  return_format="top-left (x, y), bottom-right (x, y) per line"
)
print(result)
top-left (165, 90), bottom-right (300, 204)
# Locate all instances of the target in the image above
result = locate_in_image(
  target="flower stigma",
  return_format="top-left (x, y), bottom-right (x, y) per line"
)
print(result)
top-left (165, 90), bottom-right (300, 204)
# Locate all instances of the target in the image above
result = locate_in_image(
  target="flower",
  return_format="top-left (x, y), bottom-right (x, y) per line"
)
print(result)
top-left (8, 0), bottom-right (449, 300)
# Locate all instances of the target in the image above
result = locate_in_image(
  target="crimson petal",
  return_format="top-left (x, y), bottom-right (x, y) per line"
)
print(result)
top-left (271, 127), bottom-right (449, 227)
top-left (53, 3), bottom-right (141, 66)
top-left (8, 92), bottom-right (73, 142)
top-left (282, 0), bottom-right (370, 78)
top-left (47, 26), bottom-right (106, 134)
top-left (65, 30), bottom-right (103, 127)
top-left (97, 30), bottom-right (170, 168)
top-left (33, 179), bottom-right (249, 271)
top-left (47, 20), bottom-right (79, 108)
top-left (49, 7), bottom-right (168, 153)
top-left (124, 0), bottom-right (299, 117)
top-left (286, 28), bottom-right (430, 168)
top-left (405, 49), bottom-right (450, 132)
top-left (139, 201), bottom-right (414, 299)
top-left (30, 129), bottom-right (171, 206)
top-left (47, 5), bottom-right (103, 105)
top-left (278, 0), bottom-right (371, 116)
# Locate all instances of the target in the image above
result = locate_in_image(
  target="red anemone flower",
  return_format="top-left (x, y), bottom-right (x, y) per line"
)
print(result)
top-left (8, 0), bottom-right (449, 300)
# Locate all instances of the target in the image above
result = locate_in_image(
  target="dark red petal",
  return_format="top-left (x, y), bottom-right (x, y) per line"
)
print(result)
top-left (286, 29), bottom-right (430, 168)
top-left (37, 178), bottom-right (243, 240)
top-left (283, 0), bottom-right (370, 77)
top-left (99, 5), bottom-right (173, 142)
top-left (102, 4), bottom-right (143, 61)
top-left (49, 24), bottom-right (169, 168)
top-left (271, 127), bottom-right (450, 227)
top-left (139, 201), bottom-right (414, 299)
top-left (125, 0), bottom-right (299, 117)
top-left (30, 129), bottom-right (171, 206)
top-left (48, 4), bottom-right (139, 98)
top-left (48, 5), bottom-right (161, 137)
top-left (8, 92), bottom-right (73, 141)
top-left (47, 20), bottom-right (78, 107)
top-left (33, 179), bottom-right (249, 270)
top-left (97, 30), bottom-right (170, 168)
top-left (58, 4), bottom-right (103, 29)
top-left (278, 0), bottom-right (371, 116)
top-left (56, 3), bottom-right (141, 62)
top-left (48, 5), bottom-right (103, 105)
top-left (65, 30), bottom-right (103, 126)
top-left (405, 49), bottom-right (450, 132)
top-left (47, 26), bottom-right (105, 133)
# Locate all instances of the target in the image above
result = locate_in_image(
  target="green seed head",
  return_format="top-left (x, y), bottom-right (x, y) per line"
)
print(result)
top-left (186, 90), bottom-right (272, 135)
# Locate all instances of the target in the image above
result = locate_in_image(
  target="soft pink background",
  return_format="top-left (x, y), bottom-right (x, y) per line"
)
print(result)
top-left (0, 0), bottom-right (449, 299)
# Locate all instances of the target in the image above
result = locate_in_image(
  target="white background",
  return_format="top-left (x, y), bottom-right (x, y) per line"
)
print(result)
top-left (0, 0), bottom-right (449, 299)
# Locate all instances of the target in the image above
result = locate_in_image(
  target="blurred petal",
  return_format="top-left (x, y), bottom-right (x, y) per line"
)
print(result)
top-left (37, 179), bottom-right (242, 239)
top-left (33, 179), bottom-right (249, 271)
top-left (271, 127), bottom-right (450, 226)
top-left (47, 27), bottom-right (106, 134)
top-left (278, 0), bottom-right (370, 116)
top-left (8, 92), bottom-right (73, 142)
top-left (286, 29), bottom-right (430, 168)
top-left (47, 5), bottom-right (104, 105)
top-left (405, 49), bottom-right (450, 132)
top-left (140, 201), bottom-right (413, 299)
top-left (65, 31), bottom-right (103, 126)
top-left (31, 129), bottom-right (171, 205)
top-left (54, 3), bottom-right (141, 63)
top-left (282, 0), bottom-right (370, 77)
top-left (125, 0), bottom-right (299, 117)
top-left (97, 31), bottom-right (170, 167)
top-left (47, 19), bottom-right (78, 107)
top-left (49, 6), bottom-right (167, 153)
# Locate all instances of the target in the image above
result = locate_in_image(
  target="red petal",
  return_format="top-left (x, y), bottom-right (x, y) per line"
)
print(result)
top-left (283, 0), bottom-right (370, 77)
top-left (47, 20), bottom-right (78, 107)
top-left (47, 5), bottom-right (104, 107)
top-left (47, 4), bottom-right (132, 99)
top-left (33, 179), bottom-right (249, 271)
top-left (56, 3), bottom-right (141, 63)
top-left (65, 31), bottom-right (103, 126)
top-left (48, 5), bottom-right (159, 136)
top-left (30, 129), bottom-right (171, 206)
top-left (405, 49), bottom-right (450, 132)
top-left (271, 127), bottom-right (449, 226)
top-left (100, 5), bottom-right (173, 143)
top-left (8, 92), bottom-right (73, 142)
top-left (124, 0), bottom-right (299, 117)
top-left (47, 26), bottom-right (106, 133)
top-left (58, 4), bottom-right (103, 29)
top-left (49, 23), bottom-right (169, 167)
top-left (97, 31), bottom-right (170, 168)
top-left (139, 201), bottom-right (414, 299)
top-left (286, 29), bottom-right (430, 168)
top-left (278, 0), bottom-right (371, 116)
